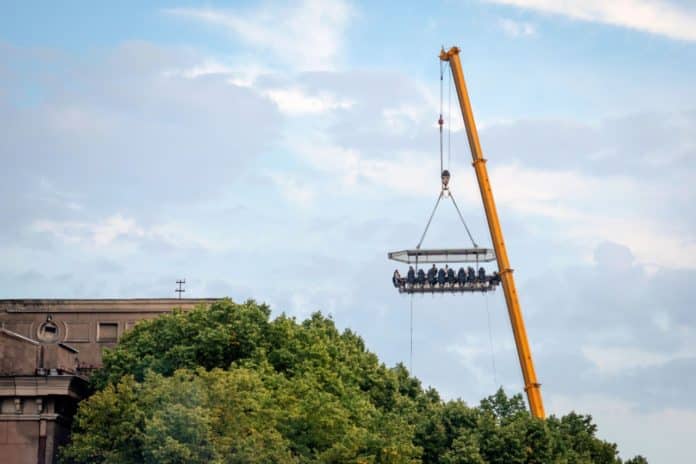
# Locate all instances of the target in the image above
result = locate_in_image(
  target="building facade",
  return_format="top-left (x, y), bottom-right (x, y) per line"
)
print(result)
top-left (0, 298), bottom-right (217, 464)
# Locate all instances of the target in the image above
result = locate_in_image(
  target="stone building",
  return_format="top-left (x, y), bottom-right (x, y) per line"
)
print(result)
top-left (0, 298), bottom-right (217, 464)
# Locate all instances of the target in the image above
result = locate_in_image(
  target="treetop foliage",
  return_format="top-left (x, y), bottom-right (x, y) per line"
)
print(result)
top-left (62, 299), bottom-right (647, 464)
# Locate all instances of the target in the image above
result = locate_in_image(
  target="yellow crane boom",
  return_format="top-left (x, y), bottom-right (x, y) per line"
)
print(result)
top-left (439, 46), bottom-right (545, 419)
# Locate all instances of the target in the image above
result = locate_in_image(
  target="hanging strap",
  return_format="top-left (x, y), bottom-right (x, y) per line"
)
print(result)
top-left (485, 292), bottom-right (498, 388)
top-left (409, 294), bottom-right (414, 373)
top-left (448, 191), bottom-right (478, 248)
top-left (416, 192), bottom-right (443, 249)
top-left (416, 190), bottom-right (478, 249)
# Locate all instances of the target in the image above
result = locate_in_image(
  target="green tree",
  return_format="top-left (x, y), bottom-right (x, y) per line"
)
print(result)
top-left (60, 375), bottom-right (147, 463)
top-left (61, 299), bottom-right (644, 464)
top-left (441, 430), bottom-right (485, 464)
top-left (624, 456), bottom-right (649, 464)
top-left (62, 369), bottom-right (299, 464)
top-left (91, 299), bottom-right (271, 389)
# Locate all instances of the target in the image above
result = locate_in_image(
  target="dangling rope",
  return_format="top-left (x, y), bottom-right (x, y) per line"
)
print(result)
top-left (485, 292), bottom-right (498, 388)
top-left (409, 294), bottom-right (414, 373)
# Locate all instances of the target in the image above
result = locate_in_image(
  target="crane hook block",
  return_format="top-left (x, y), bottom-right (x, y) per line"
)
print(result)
top-left (441, 170), bottom-right (451, 188)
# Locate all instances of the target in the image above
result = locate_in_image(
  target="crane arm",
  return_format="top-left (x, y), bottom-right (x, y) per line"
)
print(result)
top-left (439, 46), bottom-right (545, 419)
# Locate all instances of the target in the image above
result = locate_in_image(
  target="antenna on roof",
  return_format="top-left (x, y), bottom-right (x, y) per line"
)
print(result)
top-left (175, 279), bottom-right (186, 299)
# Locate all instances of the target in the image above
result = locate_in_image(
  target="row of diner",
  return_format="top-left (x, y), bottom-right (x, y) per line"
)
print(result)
top-left (392, 264), bottom-right (501, 288)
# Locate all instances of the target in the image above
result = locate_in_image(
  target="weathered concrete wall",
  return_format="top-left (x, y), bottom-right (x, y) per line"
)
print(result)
top-left (1, 299), bottom-right (219, 464)
top-left (42, 344), bottom-right (78, 375)
top-left (1, 299), bottom-right (217, 371)
top-left (0, 420), bottom-right (37, 464)
top-left (0, 329), bottom-right (40, 376)
top-left (0, 375), bottom-right (88, 464)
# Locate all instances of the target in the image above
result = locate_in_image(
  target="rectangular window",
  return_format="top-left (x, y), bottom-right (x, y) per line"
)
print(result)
top-left (97, 322), bottom-right (118, 342)
top-left (65, 322), bottom-right (90, 342)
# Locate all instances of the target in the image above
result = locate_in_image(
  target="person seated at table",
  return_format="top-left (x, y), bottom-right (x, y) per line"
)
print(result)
top-left (417, 268), bottom-right (426, 286)
top-left (467, 266), bottom-right (476, 282)
top-left (407, 266), bottom-right (416, 286)
top-left (457, 267), bottom-right (467, 285)
top-left (437, 267), bottom-right (446, 287)
top-left (392, 269), bottom-right (403, 288)
top-left (447, 265), bottom-right (456, 286)
top-left (427, 264), bottom-right (438, 287)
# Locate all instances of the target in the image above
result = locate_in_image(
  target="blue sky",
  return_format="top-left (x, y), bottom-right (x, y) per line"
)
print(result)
top-left (2, 1), bottom-right (696, 461)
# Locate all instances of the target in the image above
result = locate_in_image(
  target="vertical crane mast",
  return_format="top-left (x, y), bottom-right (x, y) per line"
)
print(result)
top-left (439, 46), bottom-right (546, 419)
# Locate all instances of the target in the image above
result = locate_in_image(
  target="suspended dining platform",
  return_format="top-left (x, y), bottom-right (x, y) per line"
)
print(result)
top-left (388, 247), bottom-right (495, 264)
top-left (395, 279), bottom-right (500, 294)
top-left (387, 169), bottom-right (501, 294)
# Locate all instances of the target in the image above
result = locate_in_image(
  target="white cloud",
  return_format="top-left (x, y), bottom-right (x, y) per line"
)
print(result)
top-left (33, 214), bottom-right (144, 246)
top-left (293, 139), bottom-right (439, 197)
top-left (34, 178), bottom-right (84, 212)
top-left (164, 60), bottom-right (270, 87)
top-left (548, 394), bottom-right (696, 462)
top-left (499, 17), bottom-right (536, 37)
top-left (383, 105), bottom-right (422, 133)
top-left (166, 0), bottom-right (354, 70)
top-left (486, 0), bottom-right (696, 41)
top-left (263, 88), bottom-right (354, 115)
top-left (45, 105), bottom-right (111, 135)
top-left (292, 138), bottom-right (696, 269)
top-left (582, 345), bottom-right (696, 374)
top-left (91, 215), bottom-right (144, 246)
top-left (447, 333), bottom-right (517, 388)
top-left (172, 60), bottom-right (234, 79)
top-left (269, 173), bottom-right (316, 208)
top-left (487, 163), bottom-right (696, 269)
top-left (447, 339), bottom-right (491, 385)
top-left (32, 214), bottom-right (234, 252)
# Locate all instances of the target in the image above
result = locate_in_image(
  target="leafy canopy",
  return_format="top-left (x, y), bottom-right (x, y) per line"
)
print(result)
top-left (61, 299), bottom-right (646, 464)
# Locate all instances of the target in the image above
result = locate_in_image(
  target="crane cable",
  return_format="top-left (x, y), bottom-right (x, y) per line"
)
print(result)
top-left (447, 61), bottom-right (452, 170)
top-left (416, 60), bottom-right (477, 250)
top-left (439, 60), bottom-right (444, 174)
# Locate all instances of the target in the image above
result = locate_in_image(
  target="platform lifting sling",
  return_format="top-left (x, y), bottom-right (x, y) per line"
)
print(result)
top-left (388, 57), bottom-right (498, 295)
top-left (440, 46), bottom-right (546, 419)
